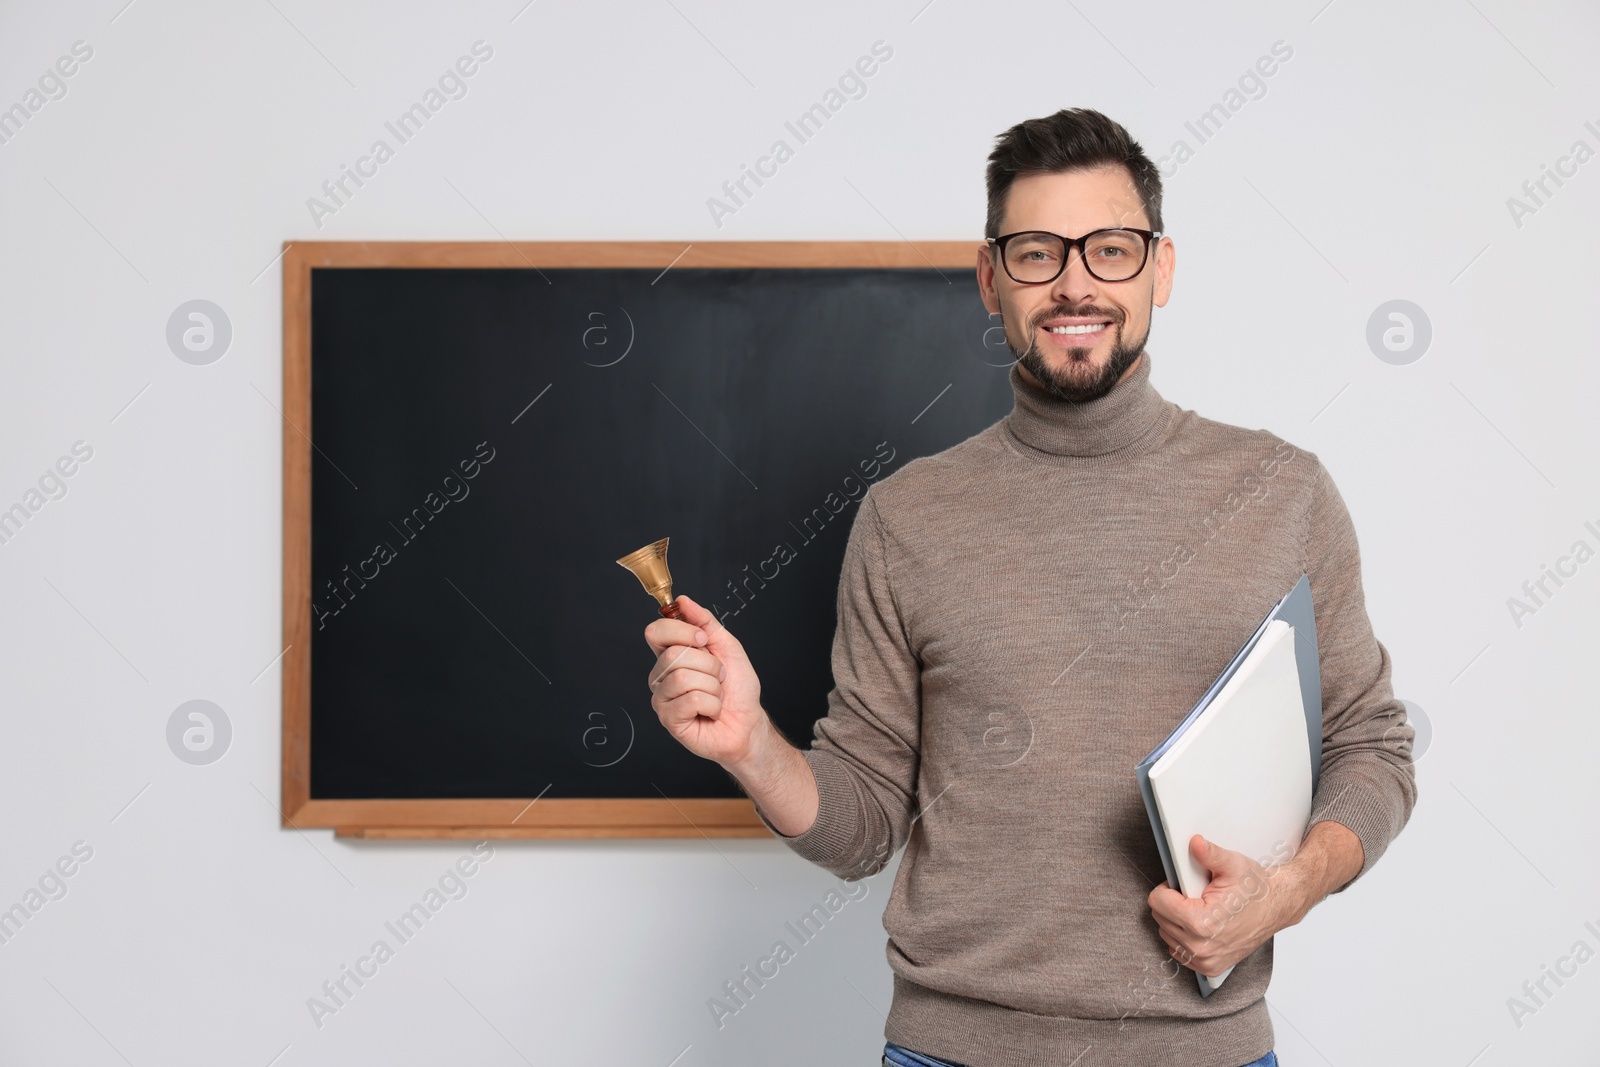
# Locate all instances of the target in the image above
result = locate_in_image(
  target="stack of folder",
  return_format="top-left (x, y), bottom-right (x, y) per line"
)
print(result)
top-left (1134, 574), bottom-right (1323, 996)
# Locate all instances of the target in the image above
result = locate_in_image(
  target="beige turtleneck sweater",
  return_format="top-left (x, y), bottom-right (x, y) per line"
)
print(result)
top-left (753, 350), bottom-right (1417, 1066)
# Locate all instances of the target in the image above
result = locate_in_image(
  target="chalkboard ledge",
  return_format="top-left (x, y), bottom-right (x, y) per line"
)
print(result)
top-left (284, 798), bottom-right (773, 840)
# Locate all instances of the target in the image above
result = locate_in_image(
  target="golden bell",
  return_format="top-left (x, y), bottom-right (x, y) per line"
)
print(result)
top-left (616, 537), bottom-right (685, 619)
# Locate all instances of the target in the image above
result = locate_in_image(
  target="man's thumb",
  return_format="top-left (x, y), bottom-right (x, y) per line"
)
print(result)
top-left (1192, 835), bottom-right (1239, 877)
top-left (673, 595), bottom-right (737, 646)
top-left (675, 595), bottom-right (746, 673)
top-left (672, 593), bottom-right (715, 630)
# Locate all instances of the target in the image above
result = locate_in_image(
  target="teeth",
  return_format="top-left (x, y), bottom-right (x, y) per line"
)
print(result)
top-left (1046, 323), bottom-right (1108, 334)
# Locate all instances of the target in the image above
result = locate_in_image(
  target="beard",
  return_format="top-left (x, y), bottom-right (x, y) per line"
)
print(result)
top-left (1006, 303), bottom-right (1150, 404)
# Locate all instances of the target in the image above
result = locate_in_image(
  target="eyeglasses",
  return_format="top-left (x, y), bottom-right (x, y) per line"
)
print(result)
top-left (987, 227), bottom-right (1163, 284)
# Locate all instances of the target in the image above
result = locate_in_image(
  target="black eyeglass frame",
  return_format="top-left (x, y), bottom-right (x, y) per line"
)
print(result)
top-left (986, 227), bottom-right (1165, 284)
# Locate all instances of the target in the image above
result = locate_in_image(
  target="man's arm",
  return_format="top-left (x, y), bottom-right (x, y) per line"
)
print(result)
top-left (1147, 453), bottom-right (1418, 974)
top-left (1296, 455), bottom-right (1418, 889)
top-left (746, 488), bottom-right (924, 880)
top-left (646, 484), bottom-right (922, 878)
top-left (644, 584), bottom-right (824, 838)
top-left (722, 715), bottom-right (819, 839)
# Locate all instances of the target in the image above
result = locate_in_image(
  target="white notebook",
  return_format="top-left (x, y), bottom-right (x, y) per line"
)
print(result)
top-left (1146, 619), bottom-right (1314, 992)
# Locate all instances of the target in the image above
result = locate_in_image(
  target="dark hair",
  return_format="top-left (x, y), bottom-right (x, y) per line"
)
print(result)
top-left (984, 108), bottom-right (1164, 240)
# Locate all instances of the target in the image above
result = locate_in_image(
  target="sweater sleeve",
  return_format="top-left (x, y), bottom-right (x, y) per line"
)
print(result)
top-left (1299, 457), bottom-right (1418, 890)
top-left (752, 488), bottom-right (922, 881)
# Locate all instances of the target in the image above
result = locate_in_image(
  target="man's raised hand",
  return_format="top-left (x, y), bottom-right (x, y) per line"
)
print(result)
top-left (644, 594), bottom-right (768, 768)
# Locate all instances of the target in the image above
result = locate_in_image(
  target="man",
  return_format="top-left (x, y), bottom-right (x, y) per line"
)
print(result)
top-left (644, 108), bottom-right (1417, 1067)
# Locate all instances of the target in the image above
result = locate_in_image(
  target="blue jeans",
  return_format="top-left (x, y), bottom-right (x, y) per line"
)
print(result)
top-left (883, 1042), bottom-right (1278, 1067)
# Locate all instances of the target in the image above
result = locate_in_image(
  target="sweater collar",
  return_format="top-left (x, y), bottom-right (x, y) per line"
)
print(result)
top-left (1001, 350), bottom-right (1170, 459)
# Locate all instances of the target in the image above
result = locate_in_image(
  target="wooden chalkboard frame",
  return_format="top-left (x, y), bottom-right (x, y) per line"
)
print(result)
top-left (281, 240), bottom-right (977, 839)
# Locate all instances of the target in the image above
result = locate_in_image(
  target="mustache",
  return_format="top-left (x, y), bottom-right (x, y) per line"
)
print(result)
top-left (1033, 306), bottom-right (1121, 327)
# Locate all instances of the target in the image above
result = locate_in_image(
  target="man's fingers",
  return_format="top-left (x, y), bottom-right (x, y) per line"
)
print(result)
top-left (652, 662), bottom-right (723, 704)
top-left (643, 616), bottom-right (709, 656)
top-left (1151, 910), bottom-right (1194, 946)
top-left (1148, 885), bottom-right (1193, 926)
top-left (1156, 928), bottom-right (1221, 975)
top-left (1156, 925), bottom-right (1195, 966)
top-left (1149, 888), bottom-right (1209, 940)
top-left (657, 687), bottom-right (721, 728)
top-left (1148, 883), bottom-right (1181, 913)
top-left (649, 646), bottom-right (721, 689)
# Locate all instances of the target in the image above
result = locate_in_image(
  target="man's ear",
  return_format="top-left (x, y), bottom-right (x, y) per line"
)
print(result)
top-left (976, 243), bottom-right (1002, 315)
top-left (1152, 236), bottom-right (1176, 308)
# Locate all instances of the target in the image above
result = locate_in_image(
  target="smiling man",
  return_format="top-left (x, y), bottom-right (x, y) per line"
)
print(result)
top-left (644, 108), bottom-right (1417, 1067)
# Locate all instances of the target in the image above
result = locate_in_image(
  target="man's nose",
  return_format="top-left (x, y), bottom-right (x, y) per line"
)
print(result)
top-left (1048, 247), bottom-right (1101, 306)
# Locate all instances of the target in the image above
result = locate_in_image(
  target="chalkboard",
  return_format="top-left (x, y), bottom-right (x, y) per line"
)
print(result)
top-left (279, 242), bottom-right (1011, 838)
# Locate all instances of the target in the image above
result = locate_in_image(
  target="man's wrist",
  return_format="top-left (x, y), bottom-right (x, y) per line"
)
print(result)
top-left (721, 707), bottom-right (781, 784)
top-left (1276, 849), bottom-right (1327, 929)
top-left (1279, 820), bottom-right (1364, 926)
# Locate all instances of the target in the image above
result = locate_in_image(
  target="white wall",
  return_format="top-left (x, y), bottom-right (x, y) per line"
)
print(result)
top-left (1, 1), bottom-right (1597, 1063)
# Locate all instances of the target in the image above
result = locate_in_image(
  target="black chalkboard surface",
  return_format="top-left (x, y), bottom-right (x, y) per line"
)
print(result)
top-left (285, 244), bottom-right (1012, 834)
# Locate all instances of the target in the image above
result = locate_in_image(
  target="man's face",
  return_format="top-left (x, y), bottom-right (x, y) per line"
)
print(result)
top-left (977, 165), bottom-right (1175, 403)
